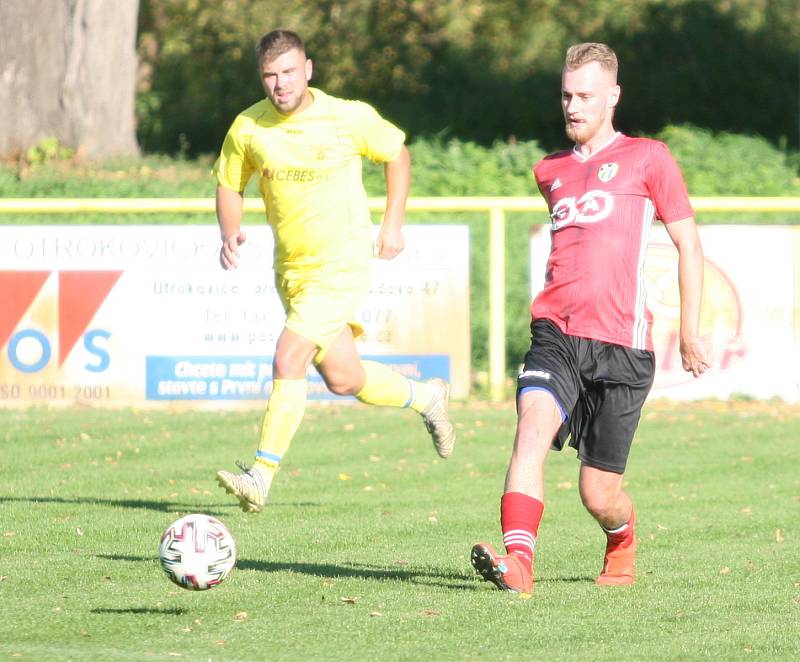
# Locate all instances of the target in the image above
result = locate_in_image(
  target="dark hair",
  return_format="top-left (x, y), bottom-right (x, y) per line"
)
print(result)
top-left (256, 29), bottom-right (305, 63)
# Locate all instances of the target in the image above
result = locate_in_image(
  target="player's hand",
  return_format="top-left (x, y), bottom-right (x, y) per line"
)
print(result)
top-left (220, 231), bottom-right (247, 270)
top-left (375, 226), bottom-right (405, 260)
top-left (680, 334), bottom-right (711, 378)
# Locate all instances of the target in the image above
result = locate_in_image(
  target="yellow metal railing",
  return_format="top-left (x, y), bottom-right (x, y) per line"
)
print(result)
top-left (2, 196), bottom-right (800, 401)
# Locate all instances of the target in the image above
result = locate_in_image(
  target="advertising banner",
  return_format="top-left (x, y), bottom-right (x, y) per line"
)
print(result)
top-left (0, 225), bottom-right (470, 408)
top-left (529, 224), bottom-right (800, 402)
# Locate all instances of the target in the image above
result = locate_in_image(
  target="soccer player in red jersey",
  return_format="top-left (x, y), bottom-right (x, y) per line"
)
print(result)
top-left (471, 42), bottom-right (710, 594)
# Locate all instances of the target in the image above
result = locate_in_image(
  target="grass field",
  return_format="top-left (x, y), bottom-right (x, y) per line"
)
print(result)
top-left (0, 400), bottom-right (798, 661)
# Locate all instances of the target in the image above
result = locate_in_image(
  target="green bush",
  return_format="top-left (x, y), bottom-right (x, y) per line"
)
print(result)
top-left (1, 126), bottom-right (798, 388)
top-left (655, 124), bottom-right (800, 195)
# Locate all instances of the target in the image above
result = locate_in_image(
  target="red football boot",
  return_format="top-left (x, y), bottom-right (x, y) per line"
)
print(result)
top-left (471, 543), bottom-right (533, 595)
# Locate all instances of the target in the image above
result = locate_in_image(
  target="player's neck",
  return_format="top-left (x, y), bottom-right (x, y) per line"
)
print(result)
top-left (573, 127), bottom-right (619, 158)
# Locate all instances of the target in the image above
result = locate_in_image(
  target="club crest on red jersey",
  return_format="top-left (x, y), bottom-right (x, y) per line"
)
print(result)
top-left (597, 162), bottom-right (618, 183)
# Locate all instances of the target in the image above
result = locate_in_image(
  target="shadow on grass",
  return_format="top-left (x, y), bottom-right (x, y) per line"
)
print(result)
top-left (96, 554), bottom-right (595, 590)
top-left (90, 607), bottom-right (188, 615)
top-left (238, 558), bottom-right (482, 590)
top-left (0, 495), bottom-right (318, 516)
top-left (238, 559), bottom-right (595, 589)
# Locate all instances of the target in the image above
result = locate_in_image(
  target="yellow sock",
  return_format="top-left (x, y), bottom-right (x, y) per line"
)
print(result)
top-left (356, 360), bottom-right (434, 413)
top-left (254, 379), bottom-right (308, 484)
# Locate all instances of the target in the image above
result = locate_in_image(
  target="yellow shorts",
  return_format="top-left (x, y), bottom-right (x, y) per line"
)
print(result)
top-left (276, 257), bottom-right (372, 362)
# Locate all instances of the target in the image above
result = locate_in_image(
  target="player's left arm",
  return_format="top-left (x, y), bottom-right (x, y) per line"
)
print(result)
top-left (375, 145), bottom-right (410, 260)
top-left (664, 217), bottom-right (711, 378)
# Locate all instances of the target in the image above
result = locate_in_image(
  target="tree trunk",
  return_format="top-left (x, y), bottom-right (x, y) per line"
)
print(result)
top-left (0, 0), bottom-right (140, 159)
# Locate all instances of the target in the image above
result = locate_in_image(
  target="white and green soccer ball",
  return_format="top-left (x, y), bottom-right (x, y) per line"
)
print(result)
top-left (158, 513), bottom-right (236, 591)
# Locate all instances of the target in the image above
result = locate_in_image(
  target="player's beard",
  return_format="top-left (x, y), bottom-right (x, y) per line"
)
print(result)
top-left (270, 88), bottom-right (306, 114)
top-left (564, 107), bottom-right (607, 145)
top-left (565, 118), bottom-right (598, 144)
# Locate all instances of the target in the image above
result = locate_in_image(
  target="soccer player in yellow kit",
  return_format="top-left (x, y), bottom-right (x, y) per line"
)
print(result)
top-left (213, 29), bottom-right (455, 512)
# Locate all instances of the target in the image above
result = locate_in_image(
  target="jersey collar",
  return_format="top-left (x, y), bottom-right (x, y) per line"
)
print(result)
top-left (571, 132), bottom-right (622, 162)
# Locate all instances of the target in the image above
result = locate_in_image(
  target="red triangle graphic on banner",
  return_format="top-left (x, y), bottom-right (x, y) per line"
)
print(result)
top-left (58, 271), bottom-right (123, 367)
top-left (0, 271), bottom-right (52, 350)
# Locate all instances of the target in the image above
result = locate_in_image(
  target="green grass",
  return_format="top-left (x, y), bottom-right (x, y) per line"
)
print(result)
top-left (1, 401), bottom-right (798, 661)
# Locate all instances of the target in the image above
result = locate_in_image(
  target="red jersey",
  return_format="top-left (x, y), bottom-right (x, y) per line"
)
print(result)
top-left (532, 133), bottom-right (693, 351)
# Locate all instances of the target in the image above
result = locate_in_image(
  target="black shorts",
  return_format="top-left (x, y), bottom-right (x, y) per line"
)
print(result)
top-left (517, 319), bottom-right (655, 474)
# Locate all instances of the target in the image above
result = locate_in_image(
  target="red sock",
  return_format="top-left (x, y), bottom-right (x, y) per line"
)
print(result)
top-left (605, 508), bottom-right (636, 547)
top-left (500, 492), bottom-right (544, 572)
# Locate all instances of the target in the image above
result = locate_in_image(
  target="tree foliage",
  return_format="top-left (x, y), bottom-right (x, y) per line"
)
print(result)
top-left (136, 0), bottom-right (800, 155)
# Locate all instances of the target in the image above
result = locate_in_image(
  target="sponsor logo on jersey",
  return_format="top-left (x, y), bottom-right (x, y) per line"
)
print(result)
top-left (598, 162), bottom-right (618, 183)
top-left (519, 369), bottom-right (551, 380)
top-left (262, 167), bottom-right (332, 182)
top-left (550, 178), bottom-right (562, 192)
top-left (550, 189), bottom-right (614, 230)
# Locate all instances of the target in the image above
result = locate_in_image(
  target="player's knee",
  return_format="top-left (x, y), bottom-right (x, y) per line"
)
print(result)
top-left (322, 374), bottom-right (359, 396)
top-left (273, 344), bottom-right (315, 379)
top-left (272, 351), bottom-right (309, 379)
top-left (580, 490), bottom-right (616, 521)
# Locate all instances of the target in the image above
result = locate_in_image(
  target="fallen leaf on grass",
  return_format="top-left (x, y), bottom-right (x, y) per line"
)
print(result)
top-left (419, 609), bottom-right (441, 617)
top-left (76, 528), bottom-right (85, 536)
top-left (234, 611), bottom-right (248, 621)
top-left (340, 597), bottom-right (359, 604)
top-left (0, 576), bottom-right (7, 582)
top-left (338, 473), bottom-right (352, 481)
top-left (557, 481), bottom-right (572, 489)
top-left (2, 532), bottom-right (16, 537)
top-left (776, 529), bottom-right (784, 543)
top-left (369, 611), bottom-right (383, 617)
top-left (720, 566), bottom-right (731, 574)
top-left (657, 524), bottom-right (669, 531)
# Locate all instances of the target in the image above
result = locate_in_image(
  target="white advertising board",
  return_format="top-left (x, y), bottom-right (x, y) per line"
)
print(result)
top-left (0, 225), bottom-right (470, 408)
top-left (529, 225), bottom-right (800, 402)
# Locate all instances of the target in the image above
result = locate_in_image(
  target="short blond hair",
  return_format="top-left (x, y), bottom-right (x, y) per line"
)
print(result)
top-left (564, 42), bottom-right (618, 79)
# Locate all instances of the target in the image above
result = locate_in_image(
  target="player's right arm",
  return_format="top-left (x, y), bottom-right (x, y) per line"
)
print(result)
top-left (213, 111), bottom-right (258, 270)
top-left (216, 185), bottom-right (246, 270)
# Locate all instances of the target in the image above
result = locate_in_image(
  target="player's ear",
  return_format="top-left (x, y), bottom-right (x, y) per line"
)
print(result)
top-left (305, 58), bottom-right (313, 81)
top-left (609, 84), bottom-right (621, 109)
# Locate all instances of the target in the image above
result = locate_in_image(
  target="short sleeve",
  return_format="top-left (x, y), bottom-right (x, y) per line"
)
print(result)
top-left (645, 141), bottom-right (694, 223)
top-left (347, 101), bottom-right (406, 163)
top-left (213, 114), bottom-right (257, 192)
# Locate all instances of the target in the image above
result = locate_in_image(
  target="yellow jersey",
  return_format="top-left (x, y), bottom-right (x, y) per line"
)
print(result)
top-left (213, 88), bottom-right (405, 272)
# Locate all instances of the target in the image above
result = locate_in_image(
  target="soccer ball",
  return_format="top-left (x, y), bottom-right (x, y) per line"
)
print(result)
top-left (158, 513), bottom-right (237, 591)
